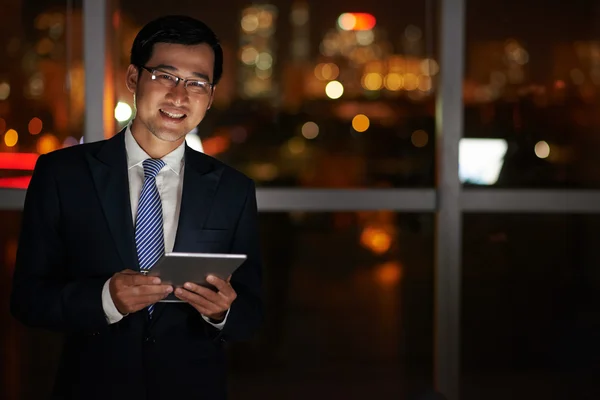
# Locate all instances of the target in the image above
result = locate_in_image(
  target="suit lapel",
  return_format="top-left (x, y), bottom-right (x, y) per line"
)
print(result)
top-left (151, 145), bottom-right (223, 324)
top-left (86, 130), bottom-right (139, 272)
top-left (173, 145), bottom-right (223, 252)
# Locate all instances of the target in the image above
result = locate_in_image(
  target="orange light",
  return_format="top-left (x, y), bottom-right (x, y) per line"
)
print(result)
top-left (360, 226), bottom-right (392, 254)
top-left (375, 261), bottom-right (403, 287)
top-left (29, 117), bottom-right (43, 135)
top-left (37, 133), bottom-right (60, 154)
top-left (202, 135), bottom-right (230, 156)
top-left (0, 152), bottom-right (39, 170)
top-left (337, 13), bottom-right (376, 31)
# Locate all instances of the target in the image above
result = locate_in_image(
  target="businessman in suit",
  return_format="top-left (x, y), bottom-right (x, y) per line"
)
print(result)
top-left (10, 15), bottom-right (263, 400)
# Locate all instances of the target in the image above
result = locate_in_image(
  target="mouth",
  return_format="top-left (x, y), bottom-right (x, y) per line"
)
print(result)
top-left (159, 109), bottom-right (187, 121)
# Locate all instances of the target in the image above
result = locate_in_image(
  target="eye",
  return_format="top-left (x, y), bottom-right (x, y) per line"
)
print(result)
top-left (188, 81), bottom-right (207, 88)
top-left (157, 74), bottom-right (176, 81)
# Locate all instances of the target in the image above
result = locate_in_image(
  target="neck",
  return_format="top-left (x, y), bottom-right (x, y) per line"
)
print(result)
top-left (130, 119), bottom-right (184, 159)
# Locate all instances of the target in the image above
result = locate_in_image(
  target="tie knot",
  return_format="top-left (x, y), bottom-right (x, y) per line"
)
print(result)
top-left (142, 158), bottom-right (165, 179)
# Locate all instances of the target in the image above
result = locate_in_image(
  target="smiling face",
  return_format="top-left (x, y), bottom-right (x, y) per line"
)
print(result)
top-left (126, 42), bottom-right (215, 145)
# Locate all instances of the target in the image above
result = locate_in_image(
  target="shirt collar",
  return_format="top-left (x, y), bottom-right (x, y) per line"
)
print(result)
top-left (124, 123), bottom-right (185, 175)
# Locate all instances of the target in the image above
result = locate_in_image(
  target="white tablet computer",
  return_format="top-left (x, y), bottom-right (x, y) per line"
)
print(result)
top-left (146, 252), bottom-right (247, 303)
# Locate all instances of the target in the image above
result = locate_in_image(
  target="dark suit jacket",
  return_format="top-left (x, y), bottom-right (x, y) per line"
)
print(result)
top-left (10, 130), bottom-right (264, 400)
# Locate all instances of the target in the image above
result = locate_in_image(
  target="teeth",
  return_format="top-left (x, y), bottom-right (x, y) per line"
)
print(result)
top-left (161, 109), bottom-right (185, 118)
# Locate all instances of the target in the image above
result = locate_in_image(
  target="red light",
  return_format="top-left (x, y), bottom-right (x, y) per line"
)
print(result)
top-left (0, 153), bottom-right (39, 170)
top-left (0, 176), bottom-right (31, 189)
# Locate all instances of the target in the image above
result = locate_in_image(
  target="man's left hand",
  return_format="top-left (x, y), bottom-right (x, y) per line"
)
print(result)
top-left (174, 275), bottom-right (236, 322)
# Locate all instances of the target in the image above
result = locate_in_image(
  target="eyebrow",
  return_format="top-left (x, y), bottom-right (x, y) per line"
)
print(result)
top-left (151, 64), bottom-right (211, 81)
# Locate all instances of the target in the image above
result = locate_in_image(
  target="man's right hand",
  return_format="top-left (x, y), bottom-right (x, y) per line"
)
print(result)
top-left (109, 269), bottom-right (173, 315)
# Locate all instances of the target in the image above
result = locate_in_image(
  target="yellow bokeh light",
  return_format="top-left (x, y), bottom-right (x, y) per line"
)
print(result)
top-left (420, 58), bottom-right (440, 76)
top-left (241, 14), bottom-right (259, 32)
top-left (0, 82), bottom-right (10, 100)
top-left (411, 130), bottom-right (429, 148)
top-left (314, 63), bottom-right (340, 81)
top-left (241, 46), bottom-right (259, 65)
top-left (301, 122), bottom-right (319, 139)
top-left (321, 63), bottom-right (339, 81)
top-left (418, 75), bottom-right (432, 92)
top-left (535, 141), bottom-right (550, 159)
top-left (362, 73), bottom-right (383, 91)
top-left (314, 63), bottom-right (325, 80)
top-left (352, 114), bottom-right (370, 132)
top-left (258, 11), bottom-right (273, 29)
top-left (337, 13), bottom-right (356, 31)
top-left (4, 129), bottom-right (18, 147)
top-left (256, 68), bottom-right (272, 80)
top-left (114, 102), bottom-right (132, 122)
top-left (287, 137), bottom-right (306, 154)
top-left (37, 133), bottom-right (60, 154)
top-left (325, 80), bottom-right (344, 99)
top-left (256, 52), bottom-right (273, 70)
top-left (384, 73), bottom-right (403, 91)
top-left (404, 73), bottom-right (419, 91)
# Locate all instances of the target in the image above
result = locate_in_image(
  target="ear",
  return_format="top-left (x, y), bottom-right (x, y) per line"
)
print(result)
top-left (125, 64), bottom-right (140, 94)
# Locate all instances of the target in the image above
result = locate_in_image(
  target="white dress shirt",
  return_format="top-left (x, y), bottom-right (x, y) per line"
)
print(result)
top-left (101, 126), bottom-right (228, 329)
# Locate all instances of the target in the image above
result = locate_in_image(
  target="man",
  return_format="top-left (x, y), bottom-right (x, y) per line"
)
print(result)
top-left (10, 15), bottom-right (263, 400)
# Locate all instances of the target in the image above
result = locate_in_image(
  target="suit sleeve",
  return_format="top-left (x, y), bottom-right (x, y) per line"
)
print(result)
top-left (217, 179), bottom-right (264, 342)
top-left (10, 154), bottom-right (108, 333)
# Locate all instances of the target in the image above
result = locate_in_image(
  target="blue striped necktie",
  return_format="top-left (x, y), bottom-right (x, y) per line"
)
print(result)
top-left (134, 158), bottom-right (166, 317)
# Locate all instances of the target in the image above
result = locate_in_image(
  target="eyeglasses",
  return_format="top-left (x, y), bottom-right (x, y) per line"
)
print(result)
top-left (140, 66), bottom-right (214, 95)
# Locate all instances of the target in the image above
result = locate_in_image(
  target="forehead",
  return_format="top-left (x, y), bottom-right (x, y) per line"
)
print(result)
top-left (147, 42), bottom-right (215, 80)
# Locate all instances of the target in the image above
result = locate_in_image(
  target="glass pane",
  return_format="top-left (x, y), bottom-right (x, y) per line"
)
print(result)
top-left (462, 214), bottom-right (600, 399)
top-left (0, 1), bottom-right (85, 189)
top-left (1, 211), bottom-right (434, 399)
top-left (230, 212), bottom-right (434, 398)
top-left (463, 2), bottom-right (600, 188)
top-left (0, 211), bottom-right (63, 400)
top-left (115, 2), bottom-right (438, 187)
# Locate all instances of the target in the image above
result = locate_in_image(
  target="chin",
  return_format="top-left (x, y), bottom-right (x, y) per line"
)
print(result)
top-left (152, 130), bottom-right (188, 143)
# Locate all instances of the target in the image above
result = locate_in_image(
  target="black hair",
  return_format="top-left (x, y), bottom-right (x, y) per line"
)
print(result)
top-left (130, 15), bottom-right (223, 84)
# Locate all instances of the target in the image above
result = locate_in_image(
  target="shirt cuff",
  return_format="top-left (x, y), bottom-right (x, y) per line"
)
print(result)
top-left (201, 308), bottom-right (230, 330)
top-left (102, 278), bottom-right (127, 324)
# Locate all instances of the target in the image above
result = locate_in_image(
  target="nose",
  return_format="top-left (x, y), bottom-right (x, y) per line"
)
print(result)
top-left (166, 82), bottom-right (189, 105)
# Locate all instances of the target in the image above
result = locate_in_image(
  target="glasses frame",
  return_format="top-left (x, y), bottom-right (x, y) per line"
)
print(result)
top-left (140, 65), bottom-right (214, 95)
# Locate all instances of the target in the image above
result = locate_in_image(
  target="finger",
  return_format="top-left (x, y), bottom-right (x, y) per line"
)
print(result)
top-left (205, 275), bottom-right (230, 292)
top-left (132, 284), bottom-right (173, 297)
top-left (206, 276), bottom-right (236, 298)
top-left (183, 282), bottom-right (235, 307)
top-left (175, 287), bottom-right (222, 313)
top-left (182, 282), bottom-right (220, 302)
top-left (122, 273), bottom-right (161, 287)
